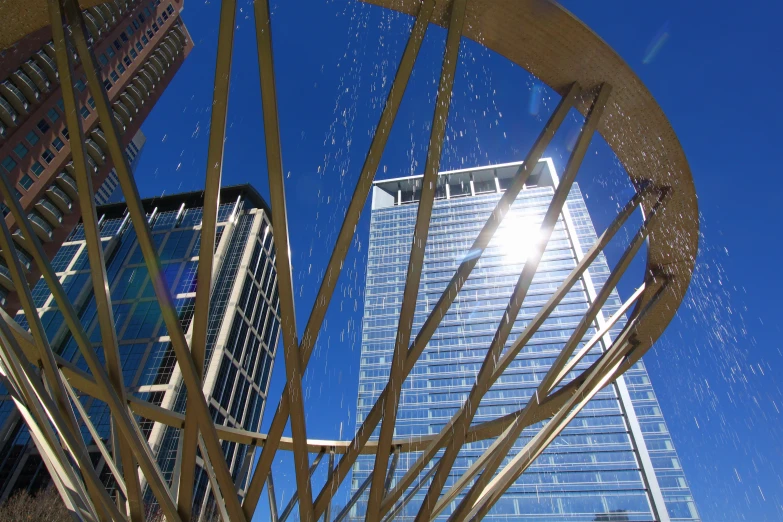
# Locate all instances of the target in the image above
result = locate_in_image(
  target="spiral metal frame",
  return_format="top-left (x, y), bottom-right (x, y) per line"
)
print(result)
top-left (0, 0), bottom-right (698, 521)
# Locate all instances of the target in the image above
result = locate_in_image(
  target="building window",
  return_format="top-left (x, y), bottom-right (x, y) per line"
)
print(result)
top-left (56, 99), bottom-right (64, 111)
top-left (161, 11), bottom-right (168, 21)
top-left (107, 47), bottom-right (115, 58)
top-left (52, 137), bottom-right (65, 151)
top-left (141, 35), bottom-right (149, 45)
top-left (80, 106), bottom-right (90, 120)
top-left (132, 20), bottom-right (140, 30)
top-left (124, 56), bottom-right (132, 66)
top-left (1, 156), bottom-right (17, 172)
top-left (104, 79), bottom-right (112, 91)
top-left (75, 78), bottom-right (87, 92)
top-left (126, 26), bottom-right (134, 36)
top-left (25, 130), bottom-right (39, 146)
top-left (61, 126), bottom-right (69, 139)
top-left (117, 63), bottom-right (126, 74)
top-left (99, 53), bottom-right (109, 66)
top-left (138, 13), bottom-right (145, 23)
top-left (30, 161), bottom-right (44, 177)
top-left (167, 5), bottom-right (174, 14)
top-left (143, 7), bottom-right (151, 16)
top-left (157, 17), bottom-right (163, 25)
top-left (136, 42), bottom-right (143, 53)
top-left (46, 107), bottom-right (59, 122)
top-left (19, 174), bottom-right (33, 190)
top-left (147, 29), bottom-right (154, 39)
top-left (41, 148), bottom-right (55, 164)
top-left (37, 119), bottom-right (50, 133)
top-left (152, 23), bottom-right (159, 33)
top-left (114, 39), bottom-right (122, 50)
top-left (120, 33), bottom-right (129, 43)
top-left (110, 71), bottom-right (119, 82)
top-left (87, 97), bottom-right (95, 109)
top-left (130, 49), bottom-right (138, 59)
top-left (13, 142), bottom-right (29, 159)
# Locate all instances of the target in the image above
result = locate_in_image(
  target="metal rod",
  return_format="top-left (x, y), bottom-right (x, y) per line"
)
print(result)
top-left (450, 196), bottom-right (669, 522)
top-left (0, 363), bottom-right (95, 520)
top-left (537, 188), bottom-right (668, 395)
top-left (0, 317), bottom-right (125, 521)
top-left (383, 460), bottom-right (439, 522)
top-left (325, 449), bottom-right (335, 522)
top-left (368, 0), bottom-right (468, 517)
top-left (381, 169), bottom-right (648, 515)
top-left (467, 283), bottom-right (671, 519)
top-left (413, 83), bottom-right (612, 522)
top-left (251, 0), bottom-right (313, 520)
top-left (178, 0), bottom-right (237, 517)
top-left (326, 81), bottom-right (583, 521)
top-left (333, 472), bottom-right (372, 522)
top-left (268, 473), bottom-right (279, 522)
top-left (384, 447), bottom-right (400, 497)
top-left (0, 168), bottom-right (178, 519)
top-left (279, 449), bottom-right (327, 522)
top-left (63, 378), bottom-right (128, 499)
top-left (198, 435), bottom-right (231, 522)
top-left (248, 1), bottom-right (437, 517)
top-left (48, 2), bottom-right (143, 517)
top-left (59, 1), bottom-right (247, 519)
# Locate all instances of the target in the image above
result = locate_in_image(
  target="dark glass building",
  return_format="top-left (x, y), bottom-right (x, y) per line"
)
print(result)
top-left (351, 161), bottom-right (699, 521)
top-left (0, 185), bottom-right (281, 518)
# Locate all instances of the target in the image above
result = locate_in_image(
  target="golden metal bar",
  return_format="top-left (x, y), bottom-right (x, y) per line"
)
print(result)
top-left (60, 2), bottom-right (247, 520)
top-left (367, 1), bottom-right (468, 518)
top-left (380, 171), bottom-right (649, 516)
top-left (0, 305), bottom-right (581, 459)
top-left (63, 378), bottom-right (128, 499)
top-left (267, 473), bottom-right (279, 522)
top-left (382, 459), bottom-right (439, 522)
top-left (279, 449), bottom-right (326, 522)
top-left (537, 188), bottom-right (668, 395)
top-left (552, 282), bottom-right (646, 387)
top-left (178, 0), bottom-right (236, 518)
top-left (4, 391), bottom-right (96, 520)
top-left (413, 84), bottom-right (612, 522)
top-left (466, 282), bottom-right (670, 520)
top-left (244, 2), bottom-right (436, 514)
top-left (0, 317), bottom-right (125, 521)
top-left (323, 81), bottom-right (582, 521)
top-left (47, 1), bottom-right (142, 517)
top-left (252, 0), bottom-right (313, 520)
top-left (450, 201), bottom-right (670, 522)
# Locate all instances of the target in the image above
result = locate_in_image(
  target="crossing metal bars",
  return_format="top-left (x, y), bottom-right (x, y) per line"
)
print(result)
top-left (0, 0), bottom-right (698, 520)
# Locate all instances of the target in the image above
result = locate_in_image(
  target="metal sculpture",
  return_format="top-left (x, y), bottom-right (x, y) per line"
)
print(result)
top-left (0, 0), bottom-right (697, 520)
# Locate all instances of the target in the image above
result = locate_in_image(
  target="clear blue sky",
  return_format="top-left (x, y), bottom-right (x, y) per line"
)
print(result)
top-left (133, 0), bottom-right (782, 519)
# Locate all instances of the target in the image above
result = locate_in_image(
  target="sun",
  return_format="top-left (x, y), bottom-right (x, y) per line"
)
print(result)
top-left (494, 212), bottom-right (541, 264)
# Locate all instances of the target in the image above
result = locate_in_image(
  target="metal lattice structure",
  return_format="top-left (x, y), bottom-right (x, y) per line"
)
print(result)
top-left (0, 0), bottom-right (698, 521)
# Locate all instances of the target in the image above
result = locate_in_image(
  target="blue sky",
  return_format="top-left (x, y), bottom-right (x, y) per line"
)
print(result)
top-left (134, 0), bottom-right (783, 519)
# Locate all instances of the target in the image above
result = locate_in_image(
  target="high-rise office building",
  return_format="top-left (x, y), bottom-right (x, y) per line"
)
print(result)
top-left (352, 161), bottom-right (699, 521)
top-left (0, 185), bottom-right (281, 517)
top-left (0, 0), bottom-right (193, 313)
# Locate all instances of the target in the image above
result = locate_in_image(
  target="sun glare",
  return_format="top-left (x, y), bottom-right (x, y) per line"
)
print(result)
top-left (495, 213), bottom-right (541, 264)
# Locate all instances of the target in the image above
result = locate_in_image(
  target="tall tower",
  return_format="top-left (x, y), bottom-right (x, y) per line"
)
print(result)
top-left (0, 185), bottom-right (281, 518)
top-left (352, 161), bottom-right (700, 521)
top-left (0, 0), bottom-right (193, 313)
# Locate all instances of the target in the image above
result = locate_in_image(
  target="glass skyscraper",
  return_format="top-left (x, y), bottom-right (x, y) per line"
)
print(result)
top-left (0, 184), bottom-right (281, 518)
top-left (352, 161), bottom-right (699, 521)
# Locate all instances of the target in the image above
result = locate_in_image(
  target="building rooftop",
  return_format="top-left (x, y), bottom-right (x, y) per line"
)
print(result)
top-left (371, 159), bottom-right (556, 209)
top-left (95, 183), bottom-right (271, 221)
